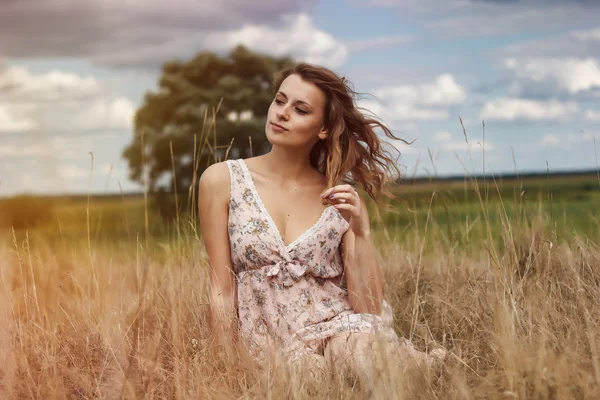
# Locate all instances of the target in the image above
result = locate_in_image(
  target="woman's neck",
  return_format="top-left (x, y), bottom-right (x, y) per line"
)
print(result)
top-left (260, 146), bottom-right (315, 185)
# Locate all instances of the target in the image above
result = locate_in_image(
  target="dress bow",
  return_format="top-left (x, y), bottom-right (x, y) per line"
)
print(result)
top-left (266, 259), bottom-right (308, 287)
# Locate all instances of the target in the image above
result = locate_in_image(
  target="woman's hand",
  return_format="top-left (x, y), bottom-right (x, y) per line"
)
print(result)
top-left (321, 184), bottom-right (370, 237)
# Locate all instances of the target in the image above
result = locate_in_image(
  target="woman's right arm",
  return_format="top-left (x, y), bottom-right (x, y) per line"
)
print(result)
top-left (197, 162), bottom-right (237, 351)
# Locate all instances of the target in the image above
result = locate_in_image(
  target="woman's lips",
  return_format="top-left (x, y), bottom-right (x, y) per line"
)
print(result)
top-left (270, 122), bottom-right (288, 132)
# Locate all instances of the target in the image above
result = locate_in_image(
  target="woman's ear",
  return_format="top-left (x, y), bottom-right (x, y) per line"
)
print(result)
top-left (318, 126), bottom-right (328, 140)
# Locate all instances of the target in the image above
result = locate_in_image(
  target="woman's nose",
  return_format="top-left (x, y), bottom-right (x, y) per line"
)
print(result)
top-left (276, 107), bottom-right (289, 120)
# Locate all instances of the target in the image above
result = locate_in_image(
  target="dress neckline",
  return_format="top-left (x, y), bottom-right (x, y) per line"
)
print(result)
top-left (238, 159), bottom-right (335, 253)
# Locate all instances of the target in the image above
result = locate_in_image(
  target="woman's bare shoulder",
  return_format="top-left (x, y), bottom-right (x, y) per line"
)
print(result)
top-left (199, 161), bottom-right (231, 203)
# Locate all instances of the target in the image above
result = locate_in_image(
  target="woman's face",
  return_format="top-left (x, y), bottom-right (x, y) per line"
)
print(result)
top-left (265, 74), bottom-right (328, 149)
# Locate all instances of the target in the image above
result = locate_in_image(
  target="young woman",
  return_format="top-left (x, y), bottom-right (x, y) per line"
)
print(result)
top-left (198, 63), bottom-right (447, 386)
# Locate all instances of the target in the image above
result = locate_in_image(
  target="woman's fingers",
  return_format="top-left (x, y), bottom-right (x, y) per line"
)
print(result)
top-left (328, 191), bottom-right (357, 204)
top-left (333, 203), bottom-right (358, 213)
top-left (321, 185), bottom-right (358, 199)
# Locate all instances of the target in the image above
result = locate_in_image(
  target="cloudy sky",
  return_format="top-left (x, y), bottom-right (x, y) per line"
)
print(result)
top-left (1, 0), bottom-right (599, 196)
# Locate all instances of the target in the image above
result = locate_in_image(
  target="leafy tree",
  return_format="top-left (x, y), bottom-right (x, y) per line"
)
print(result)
top-left (122, 45), bottom-right (294, 219)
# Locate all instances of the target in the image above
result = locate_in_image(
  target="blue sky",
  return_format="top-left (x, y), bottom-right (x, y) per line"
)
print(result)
top-left (1, 0), bottom-right (599, 195)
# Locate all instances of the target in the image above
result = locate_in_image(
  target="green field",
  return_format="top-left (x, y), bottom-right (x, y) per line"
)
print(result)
top-left (2, 172), bottom-right (598, 250)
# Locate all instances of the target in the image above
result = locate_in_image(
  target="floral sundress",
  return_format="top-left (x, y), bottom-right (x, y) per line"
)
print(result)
top-left (226, 159), bottom-right (403, 362)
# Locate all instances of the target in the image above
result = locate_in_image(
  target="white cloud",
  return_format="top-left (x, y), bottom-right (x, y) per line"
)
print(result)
top-left (71, 97), bottom-right (135, 130)
top-left (202, 14), bottom-right (348, 68)
top-left (2, 162), bottom-right (15, 172)
top-left (0, 104), bottom-right (37, 133)
top-left (346, 34), bottom-right (413, 52)
top-left (58, 165), bottom-right (88, 179)
top-left (541, 134), bottom-right (561, 147)
top-left (360, 74), bottom-right (465, 122)
top-left (480, 98), bottom-right (579, 121)
top-left (373, 74), bottom-right (465, 106)
top-left (0, 144), bottom-right (51, 157)
top-left (434, 131), bottom-right (452, 141)
top-left (0, 66), bottom-right (99, 101)
top-left (504, 57), bottom-right (600, 95)
top-left (440, 141), bottom-right (494, 152)
top-left (497, 27), bottom-right (600, 62)
top-left (360, 99), bottom-right (449, 122)
top-left (585, 110), bottom-right (600, 121)
top-left (21, 174), bottom-right (36, 192)
top-left (0, 64), bottom-right (136, 196)
top-left (571, 28), bottom-right (600, 42)
top-left (540, 132), bottom-right (596, 149)
top-left (0, 65), bottom-right (135, 134)
top-left (52, 135), bottom-right (113, 160)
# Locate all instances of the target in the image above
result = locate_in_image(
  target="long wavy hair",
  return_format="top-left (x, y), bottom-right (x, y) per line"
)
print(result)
top-left (273, 63), bottom-right (408, 205)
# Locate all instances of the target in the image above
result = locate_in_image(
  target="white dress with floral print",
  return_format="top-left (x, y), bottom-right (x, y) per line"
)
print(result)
top-left (226, 159), bottom-right (405, 362)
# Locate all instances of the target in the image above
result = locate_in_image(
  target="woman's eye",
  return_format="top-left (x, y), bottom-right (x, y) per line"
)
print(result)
top-left (274, 98), bottom-right (306, 115)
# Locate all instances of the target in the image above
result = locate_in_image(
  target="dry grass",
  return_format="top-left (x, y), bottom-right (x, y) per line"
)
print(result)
top-left (1, 208), bottom-right (599, 399)
top-left (1, 118), bottom-right (598, 398)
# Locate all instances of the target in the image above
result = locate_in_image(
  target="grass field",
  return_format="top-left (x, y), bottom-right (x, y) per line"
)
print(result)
top-left (3, 171), bottom-right (598, 247)
top-left (0, 171), bottom-right (599, 398)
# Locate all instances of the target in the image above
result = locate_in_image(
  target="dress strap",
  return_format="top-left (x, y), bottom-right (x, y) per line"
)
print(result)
top-left (226, 159), bottom-right (259, 221)
top-left (226, 159), bottom-right (245, 202)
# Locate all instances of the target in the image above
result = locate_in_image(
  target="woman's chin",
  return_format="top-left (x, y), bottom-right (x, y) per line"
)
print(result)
top-left (265, 130), bottom-right (288, 143)
top-left (266, 138), bottom-right (290, 147)
top-left (265, 130), bottom-right (312, 148)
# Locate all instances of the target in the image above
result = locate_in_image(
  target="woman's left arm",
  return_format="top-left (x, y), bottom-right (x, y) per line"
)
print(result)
top-left (322, 185), bottom-right (383, 314)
